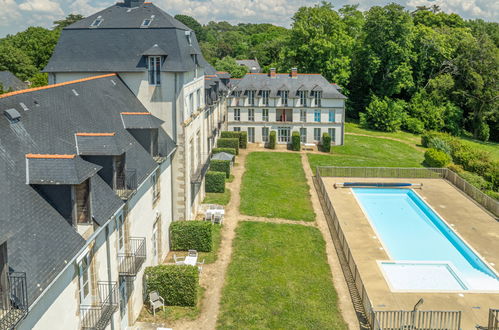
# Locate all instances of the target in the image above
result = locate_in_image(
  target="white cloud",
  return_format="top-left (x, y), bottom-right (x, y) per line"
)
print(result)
top-left (406, 0), bottom-right (498, 20)
top-left (0, 0), bottom-right (22, 27)
top-left (19, 0), bottom-right (64, 15)
top-left (69, 0), bottom-right (107, 16)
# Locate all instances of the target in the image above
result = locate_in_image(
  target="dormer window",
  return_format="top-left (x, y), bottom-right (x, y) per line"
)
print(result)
top-left (261, 90), bottom-right (269, 106)
top-left (314, 91), bottom-right (322, 107)
top-left (185, 31), bottom-right (192, 46)
top-left (74, 179), bottom-right (91, 224)
top-left (90, 17), bottom-right (103, 28)
top-left (247, 90), bottom-right (255, 106)
top-left (148, 56), bottom-right (161, 85)
top-left (280, 90), bottom-right (289, 106)
top-left (299, 90), bottom-right (308, 107)
top-left (141, 15), bottom-right (154, 28)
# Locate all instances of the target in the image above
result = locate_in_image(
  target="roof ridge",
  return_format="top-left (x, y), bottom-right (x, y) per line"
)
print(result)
top-left (26, 154), bottom-right (76, 159)
top-left (121, 112), bottom-right (151, 115)
top-left (75, 132), bottom-right (116, 136)
top-left (0, 73), bottom-right (117, 99)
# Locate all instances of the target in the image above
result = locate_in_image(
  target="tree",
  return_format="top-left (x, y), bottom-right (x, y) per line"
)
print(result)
top-left (175, 14), bottom-right (206, 42)
top-left (0, 43), bottom-right (38, 81)
top-left (360, 95), bottom-right (406, 132)
top-left (53, 14), bottom-right (85, 30)
top-left (214, 56), bottom-right (247, 78)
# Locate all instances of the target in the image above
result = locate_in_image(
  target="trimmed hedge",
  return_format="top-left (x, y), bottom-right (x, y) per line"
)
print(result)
top-left (322, 132), bottom-right (331, 153)
top-left (206, 171), bottom-right (225, 193)
top-left (210, 159), bottom-right (231, 178)
top-left (268, 131), bottom-right (276, 149)
top-left (221, 131), bottom-right (247, 149)
top-left (291, 131), bottom-right (300, 151)
top-left (217, 138), bottom-right (239, 155)
top-left (145, 265), bottom-right (199, 306)
top-left (213, 147), bottom-right (236, 156)
top-left (424, 148), bottom-right (451, 167)
top-left (171, 220), bottom-right (213, 252)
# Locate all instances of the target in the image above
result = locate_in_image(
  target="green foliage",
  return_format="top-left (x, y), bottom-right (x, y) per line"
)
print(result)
top-left (205, 171), bottom-right (225, 193)
top-left (268, 131), bottom-right (276, 149)
top-left (174, 15), bottom-right (206, 42)
top-left (360, 95), bottom-right (405, 132)
top-left (209, 159), bottom-right (231, 178)
top-left (220, 131), bottom-right (246, 148)
top-left (457, 170), bottom-right (493, 191)
top-left (216, 138), bottom-right (239, 155)
top-left (404, 117), bottom-right (425, 134)
top-left (53, 14), bottom-right (85, 30)
top-left (212, 147), bottom-right (236, 155)
top-left (213, 56), bottom-right (247, 78)
top-left (291, 131), bottom-right (301, 151)
top-left (321, 132), bottom-right (331, 152)
top-left (428, 137), bottom-right (452, 155)
top-left (144, 265), bottom-right (199, 307)
top-left (239, 131), bottom-right (248, 148)
top-left (29, 73), bottom-right (48, 87)
top-left (170, 221), bottom-right (213, 252)
top-left (424, 148), bottom-right (451, 167)
top-left (203, 188), bottom-right (231, 206)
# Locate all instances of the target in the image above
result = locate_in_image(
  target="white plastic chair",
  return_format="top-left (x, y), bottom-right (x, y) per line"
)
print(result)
top-left (188, 250), bottom-right (198, 258)
top-left (173, 254), bottom-right (185, 265)
top-left (212, 212), bottom-right (223, 225)
top-left (197, 259), bottom-right (205, 273)
top-left (149, 291), bottom-right (165, 316)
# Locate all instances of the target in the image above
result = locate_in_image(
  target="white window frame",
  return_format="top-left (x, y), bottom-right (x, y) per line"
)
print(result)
top-left (300, 109), bottom-right (307, 122)
top-left (314, 128), bottom-right (321, 141)
top-left (78, 253), bottom-right (91, 304)
top-left (248, 90), bottom-right (255, 106)
top-left (299, 90), bottom-right (308, 107)
top-left (117, 214), bottom-right (125, 252)
top-left (314, 91), bottom-right (322, 107)
top-left (248, 109), bottom-right (255, 121)
top-left (262, 90), bottom-right (269, 106)
top-left (262, 127), bottom-right (269, 142)
top-left (281, 90), bottom-right (288, 106)
top-left (314, 110), bottom-right (321, 123)
top-left (148, 56), bottom-right (161, 85)
top-left (300, 128), bottom-right (307, 143)
top-left (233, 127), bottom-right (241, 132)
top-left (248, 127), bottom-right (255, 143)
top-left (329, 110), bottom-right (335, 122)
top-left (262, 109), bottom-right (269, 122)
top-left (234, 109), bottom-right (240, 121)
top-left (328, 128), bottom-right (336, 143)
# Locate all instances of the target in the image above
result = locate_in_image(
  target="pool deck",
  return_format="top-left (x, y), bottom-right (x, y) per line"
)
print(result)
top-left (321, 177), bottom-right (499, 329)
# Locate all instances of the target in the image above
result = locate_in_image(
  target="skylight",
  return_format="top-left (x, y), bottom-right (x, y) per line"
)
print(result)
top-left (141, 15), bottom-right (154, 28)
top-left (90, 17), bottom-right (103, 27)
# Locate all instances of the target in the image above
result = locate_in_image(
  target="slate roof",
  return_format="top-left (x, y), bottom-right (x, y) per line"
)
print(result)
top-left (0, 71), bottom-right (28, 91)
top-left (121, 112), bottom-right (164, 129)
top-left (212, 152), bottom-right (234, 161)
top-left (0, 73), bottom-right (172, 304)
top-left (26, 155), bottom-right (102, 184)
top-left (75, 133), bottom-right (126, 156)
top-left (236, 59), bottom-right (261, 73)
top-left (230, 73), bottom-right (346, 99)
top-left (43, 2), bottom-right (203, 73)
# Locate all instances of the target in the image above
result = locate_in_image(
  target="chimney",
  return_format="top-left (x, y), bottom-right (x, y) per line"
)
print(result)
top-left (291, 68), bottom-right (298, 79)
top-left (124, 0), bottom-right (145, 7)
top-left (269, 68), bottom-right (276, 79)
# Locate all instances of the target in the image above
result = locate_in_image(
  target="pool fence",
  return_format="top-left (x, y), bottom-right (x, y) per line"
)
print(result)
top-left (490, 309), bottom-right (499, 330)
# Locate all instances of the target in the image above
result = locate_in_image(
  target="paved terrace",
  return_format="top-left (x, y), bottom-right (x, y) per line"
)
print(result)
top-left (321, 177), bottom-right (499, 329)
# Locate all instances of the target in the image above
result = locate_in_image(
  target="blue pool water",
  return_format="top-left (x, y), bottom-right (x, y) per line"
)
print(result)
top-left (353, 188), bottom-right (499, 291)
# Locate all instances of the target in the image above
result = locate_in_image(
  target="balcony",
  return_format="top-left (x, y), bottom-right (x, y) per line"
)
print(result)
top-left (0, 272), bottom-right (28, 330)
top-left (191, 153), bottom-right (211, 184)
top-left (115, 169), bottom-right (137, 200)
top-left (118, 238), bottom-right (146, 276)
top-left (80, 281), bottom-right (118, 330)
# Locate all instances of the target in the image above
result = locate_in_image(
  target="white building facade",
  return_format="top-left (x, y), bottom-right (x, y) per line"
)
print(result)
top-left (228, 69), bottom-right (346, 145)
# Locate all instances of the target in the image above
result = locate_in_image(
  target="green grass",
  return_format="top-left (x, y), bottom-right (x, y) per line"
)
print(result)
top-left (203, 188), bottom-right (231, 205)
top-left (308, 135), bottom-right (425, 170)
top-left (460, 137), bottom-right (499, 162)
top-left (240, 152), bottom-right (315, 221)
top-left (217, 222), bottom-right (347, 330)
top-left (164, 224), bottom-right (221, 264)
top-left (345, 122), bottom-right (421, 144)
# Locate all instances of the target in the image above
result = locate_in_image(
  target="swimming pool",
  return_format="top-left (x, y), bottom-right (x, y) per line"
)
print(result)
top-left (353, 188), bottom-right (499, 292)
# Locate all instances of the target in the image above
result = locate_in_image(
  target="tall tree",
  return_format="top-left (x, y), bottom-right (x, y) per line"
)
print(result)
top-left (175, 14), bottom-right (206, 42)
top-left (53, 14), bottom-right (85, 30)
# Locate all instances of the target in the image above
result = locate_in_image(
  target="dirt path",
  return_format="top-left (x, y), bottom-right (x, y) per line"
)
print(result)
top-left (346, 132), bottom-right (424, 152)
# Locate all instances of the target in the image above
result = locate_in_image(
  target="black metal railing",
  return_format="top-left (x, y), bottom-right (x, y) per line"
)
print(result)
top-left (191, 153), bottom-right (212, 184)
top-left (118, 237), bottom-right (146, 276)
top-left (80, 281), bottom-right (118, 330)
top-left (490, 309), bottom-right (499, 330)
top-left (115, 169), bottom-right (137, 200)
top-left (0, 272), bottom-right (28, 330)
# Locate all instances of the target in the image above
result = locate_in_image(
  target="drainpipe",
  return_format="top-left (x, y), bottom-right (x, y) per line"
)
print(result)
top-left (105, 225), bottom-right (115, 330)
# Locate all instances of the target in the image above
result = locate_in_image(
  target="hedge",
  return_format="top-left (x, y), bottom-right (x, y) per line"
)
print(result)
top-left (322, 132), bottom-right (331, 153)
top-left (268, 131), bottom-right (276, 149)
top-left (213, 147), bottom-right (236, 156)
top-left (217, 138), bottom-right (239, 155)
top-left (424, 148), bottom-right (451, 167)
top-left (171, 220), bottom-right (213, 252)
top-left (221, 131), bottom-right (247, 149)
top-left (291, 131), bottom-right (300, 151)
top-left (145, 265), bottom-right (199, 306)
top-left (206, 171), bottom-right (225, 193)
top-left (210, 159), bottom-right (231, 178)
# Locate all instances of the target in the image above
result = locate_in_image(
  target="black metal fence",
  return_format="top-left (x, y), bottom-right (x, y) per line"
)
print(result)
top-left (315, 169), bottom-right (463, 330)
top-left (118, 237), bottom-right (146, 276)
top-left (191, 153), bottom-right (212, 183)
top-left (80, 281), bottom-right (118, 330)
top-left (116, 169), bottom-right (138, 199)
top-left (0, 272), bottom-right (28, 330)
top-left (490, 309), bottom-right (499, 330)
top-left (316, 166), bottom-right (498, 217)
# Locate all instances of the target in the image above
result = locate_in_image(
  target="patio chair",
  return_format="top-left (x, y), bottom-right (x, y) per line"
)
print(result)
top-left (197, 259), bottom-right (205, 273)
top-left (173, 254), bottom-right (185, 265)
top-left (149, 291), bottom-right (165, 316)
top-left (212, 212), bottom-right (223, 225)
top-left (188, 249), bottom-right (198, 258)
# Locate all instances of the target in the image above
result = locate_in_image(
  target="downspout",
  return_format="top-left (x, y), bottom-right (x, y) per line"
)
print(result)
top-left (171, 72), bottom-right (178, 223)
top-left (105, 225), bottom-right (115, 330)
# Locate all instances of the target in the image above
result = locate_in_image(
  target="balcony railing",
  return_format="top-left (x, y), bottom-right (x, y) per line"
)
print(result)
top-left (191, 153), bottom-right (212, 184)
top-left (490, 309), bottom-right (499, 330)
top-left (118, 237), bottom-right (146, 276)
top-left (116, 169), bottom-right (137, 200)
top-left (80, 281), bottom-right (118, 330)
top-left (0, 272), bottom-right (28, 330)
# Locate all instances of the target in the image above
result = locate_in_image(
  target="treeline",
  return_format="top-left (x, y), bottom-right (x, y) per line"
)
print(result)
top-left (176, 4), bottom-right (498, 142)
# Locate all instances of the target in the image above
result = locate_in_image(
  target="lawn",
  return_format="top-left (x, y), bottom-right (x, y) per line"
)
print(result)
top-left (217, 222), bottom-right (347, 330)
top-left (345, 122), bottom-right (421, 144)
top-left (203, 188), bottom-right (231, 206)
top-left (308, 134), bottom-right (425, 170)
top-left (240, 152), bottom-right (315, 221)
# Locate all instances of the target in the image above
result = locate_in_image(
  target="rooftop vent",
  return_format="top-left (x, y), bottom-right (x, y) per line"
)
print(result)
top-left (4, 108), bottom-right (21, 123)
top-left (20, 102), bottom-right (29, 111)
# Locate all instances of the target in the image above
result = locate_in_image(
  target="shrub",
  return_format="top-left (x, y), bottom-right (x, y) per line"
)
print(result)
top-left (210, 159), bottom-right (231, 178)
top-left (213, 147), bottom-right (236, 155)
top-left (268, 131), bottom-right (276, 149)
top-left (476, 120), bottom-right (490, 142)
top-left (217, 138), bottom-right (239, 155)
top-left (404, 117), bottom-right (425, 134)
top-left (291, 131), bottom-right (300, 151)
top-left (424, 148), bottom-right (451, 167)
top-left (447, 163), bottom-right (463, 174)
top-left (360, 95), bottom-right (405, 132)
top-left (205, 171), bottom-right (225, 193)
top-left (458, 171), bottom-right (492, 191)
top-left (321, 132), bottom-right (331, 152)
top-left (145, 265), bottom-right (199, 306)
top-left (427, 136), bottom-right (452, 155)
top-left (221, 131), bottom-right (247, 148)
top-left (171, 221), bottom-right (212, 252)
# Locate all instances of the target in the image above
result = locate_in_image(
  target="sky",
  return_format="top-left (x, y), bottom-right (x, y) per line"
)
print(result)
top-left (1, 0), bottom-right (498, 37)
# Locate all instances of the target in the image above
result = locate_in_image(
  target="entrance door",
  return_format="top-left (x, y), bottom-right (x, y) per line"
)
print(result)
top-left (277, 127), bottom-right (290, 143)
top-left (78, 254), bottom-right (92, 306)
top-left (119, 277), bottom-right (128, 329)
